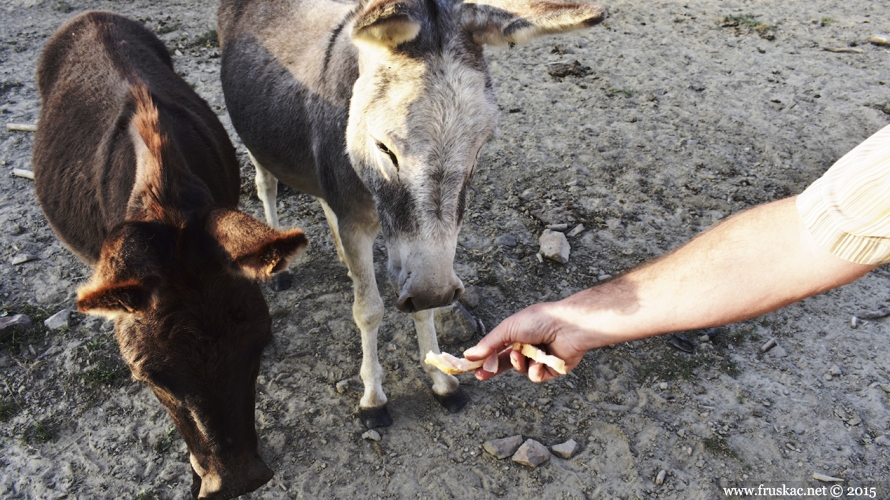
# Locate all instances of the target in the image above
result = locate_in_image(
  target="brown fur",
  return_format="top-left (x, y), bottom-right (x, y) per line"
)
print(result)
top-left (33, 11), bottom-right (307, 499)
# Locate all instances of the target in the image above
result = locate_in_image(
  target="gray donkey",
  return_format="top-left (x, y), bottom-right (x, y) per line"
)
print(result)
top-left (219, 0), bottom-right (604, 427)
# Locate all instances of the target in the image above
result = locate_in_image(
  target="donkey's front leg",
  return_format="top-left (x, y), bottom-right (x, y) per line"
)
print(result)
top-left (248, 151), bottom-right (293, 290)
top-left (337, 222), bottom-right (389, 428)
top-left (414, 309), bottom-right (469, 413)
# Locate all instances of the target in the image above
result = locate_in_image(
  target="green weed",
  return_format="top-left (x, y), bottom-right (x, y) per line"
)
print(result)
top-left (80, 359), bottom-right (128, 387)
top-left (0, 397), bottom-right (20, 423)
top-left (189, 29), bottom-right (219, 48)
top-left (608, 88), bottom-right (634, 98)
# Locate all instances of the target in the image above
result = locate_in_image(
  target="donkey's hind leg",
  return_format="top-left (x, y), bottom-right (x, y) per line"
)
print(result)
top-left (248, 151), bottom-right (291, 290)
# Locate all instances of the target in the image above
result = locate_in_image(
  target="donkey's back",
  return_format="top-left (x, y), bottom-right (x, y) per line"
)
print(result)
top-left (35, 11), bottom-right (240, 261)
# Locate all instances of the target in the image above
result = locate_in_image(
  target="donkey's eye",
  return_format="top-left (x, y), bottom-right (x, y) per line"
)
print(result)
top-left (376, 142), bottom-right (399, 169)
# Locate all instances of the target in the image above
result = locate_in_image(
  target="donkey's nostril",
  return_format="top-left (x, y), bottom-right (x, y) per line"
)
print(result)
top-left (396, 295), bottom-right (417, 313)
top-left (451, 286), bottom-right (464, 304)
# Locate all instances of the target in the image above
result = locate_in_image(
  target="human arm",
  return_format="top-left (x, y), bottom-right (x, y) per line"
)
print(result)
top-left (464, 196), bottom-right (877, 382)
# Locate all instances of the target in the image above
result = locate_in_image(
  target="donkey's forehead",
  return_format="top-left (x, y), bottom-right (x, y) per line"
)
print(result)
top-left (365, 49), bottom-right (497, 144)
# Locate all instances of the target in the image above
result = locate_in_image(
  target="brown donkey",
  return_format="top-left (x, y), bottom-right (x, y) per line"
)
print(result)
top-left (33, 11), bottom-right (307, 499)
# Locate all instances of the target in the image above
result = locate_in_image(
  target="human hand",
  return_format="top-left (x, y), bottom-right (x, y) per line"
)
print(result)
top-left (463, 301), bottom-right (590, 383)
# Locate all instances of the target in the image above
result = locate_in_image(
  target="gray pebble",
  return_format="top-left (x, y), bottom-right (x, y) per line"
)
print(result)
top-left (655, 469), bottom-right (666, 485)
top-left (539, 229), bottom-right (570, 264)
top-left (829, 364), bottom-right (842, 376)
top-left (875, 435), bottom-right (890, 447)
top-left (547, 223), bottom-right (568, 231)
top-left (494, 234), bottom-right (518, 247)
top-left (335, 380), bottom-right (350, 394)
top-left (850, 316), bottom-right (860, 329)
top-left (362, 430), bottom-right (381, 441)
top-left (551, 439), bottom-right (579, 459)
top-left (43, 309), bottom-right (70, 330)
top-left (434, 302), bottom-right (478, 345)
top-left (566, 224), bottom-right (585, 238)
top-left (511, 439), bottom-right (550, 468)
top-left (768, 344), bottom-right (787, 358)
top-left (0, 314), bottom-right (31, 340)
top-left (11, 253), bottom-right (37, 266)
top-left (483, 435), bottom-right (523, 459)
top-left (760, 338), bottom-right (777, 353)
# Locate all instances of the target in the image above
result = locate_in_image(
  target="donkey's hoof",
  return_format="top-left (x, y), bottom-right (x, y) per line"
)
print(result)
top-left (270, 271), bottom-right (293, 291)
top-left (360, 406), bottom-right (393, 428)
top-left (434, 387), bottom-right (469, 413)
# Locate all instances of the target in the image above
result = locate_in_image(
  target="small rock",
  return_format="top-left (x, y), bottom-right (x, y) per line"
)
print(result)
top-left (434, 302), bottom-right (478, 345)
top-left (335, 380), bottom-right (350, 394)
top-left (867, 34), bottom-right (890, 46)
top-left (44, 309), bottom-right (70, 330)
top-left (875, 435), bottom-right (890, 447)
top-left (760, 338), bottom-right (777, 353)
top-left (829, 364), bottom-right (842, 376)
top-left (511, 439), bottom-right (550, 468)
top-left (0, 314), bottom-right (31, 340)
top-left (879, 384), bottom-right (890, 394)
top-left (551, 439), bottom-right (579, 459)
top-left (699, 334), bottom-right (710, 342)
top-left (11, 254), bottom-right (38, 266)
top-left (483, 435), bottom-right (523, 459)
top-left (655, 469), bottom-right (666, 485)
top-left (850, 316), bottom-right (860, 329)
top-left (547, 223), bottom-right (568, 231)
top-left (658, 382), bottom-right (668, 390)
top-left (362, 430), bottom-right (381, 441)
top-left (847, 416), bottom-right (861, 426)
top-left (668, 333), bottom-right (694, 353)
top-left (459, 286), bottom-right (481, 309)
top-left (539, 229), bottom-right (570, 264)
top-left (823, 373), bottom-right (833, 381)
top-left (567, 224), bottom-right (584, 237)
top-left (812, 472), bottom-right (844, 483)
top-left (174, 49), bottom-right (184, 56)
top-left (546, 60), bottom-right (591, 78)
top-left (768, 344), bottom-right (787, 358)
top-left (494, 234), bottom-right (518, 247)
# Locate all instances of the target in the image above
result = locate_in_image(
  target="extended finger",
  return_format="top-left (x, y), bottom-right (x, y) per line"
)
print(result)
top-left (474, 349), bottom-right (515, 380)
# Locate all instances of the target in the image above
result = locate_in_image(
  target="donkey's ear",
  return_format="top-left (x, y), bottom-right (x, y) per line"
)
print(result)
top-left (353, 0), bottom-right (422, 48)
top-left (77, 222), bottom-right (169, 319)
top-left (206, 209), bottom-right (309, 280)
top-left (460, 0), bottom-right (605, 46)
top-left (77, 278), bottom-right (158, 319)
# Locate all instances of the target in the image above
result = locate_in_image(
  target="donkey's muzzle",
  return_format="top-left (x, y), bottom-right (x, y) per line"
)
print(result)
top-left (191, 453), bottom-right (273, 499)
top-left (396, 281), bottom-right (464, 313)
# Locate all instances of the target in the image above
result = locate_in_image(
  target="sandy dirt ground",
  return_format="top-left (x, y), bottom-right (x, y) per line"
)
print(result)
top-left (1, 0), bottom-right (889, 498)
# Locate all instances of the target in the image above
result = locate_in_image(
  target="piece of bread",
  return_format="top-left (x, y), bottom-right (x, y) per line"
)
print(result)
top-left (424, 351), bottom-right (484, 375)
top-left (425, 344), bottom-right (566, 375)
top-left (512, 342), bottom-right (567, 375)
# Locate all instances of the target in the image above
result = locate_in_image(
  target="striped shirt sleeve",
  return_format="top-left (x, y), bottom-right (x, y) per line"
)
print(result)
top-left (796, 123), bottom-right (890, 265)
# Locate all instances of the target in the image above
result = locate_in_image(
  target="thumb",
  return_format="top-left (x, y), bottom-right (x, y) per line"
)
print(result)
top-left (464, 315), bottom-right (520, 360)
